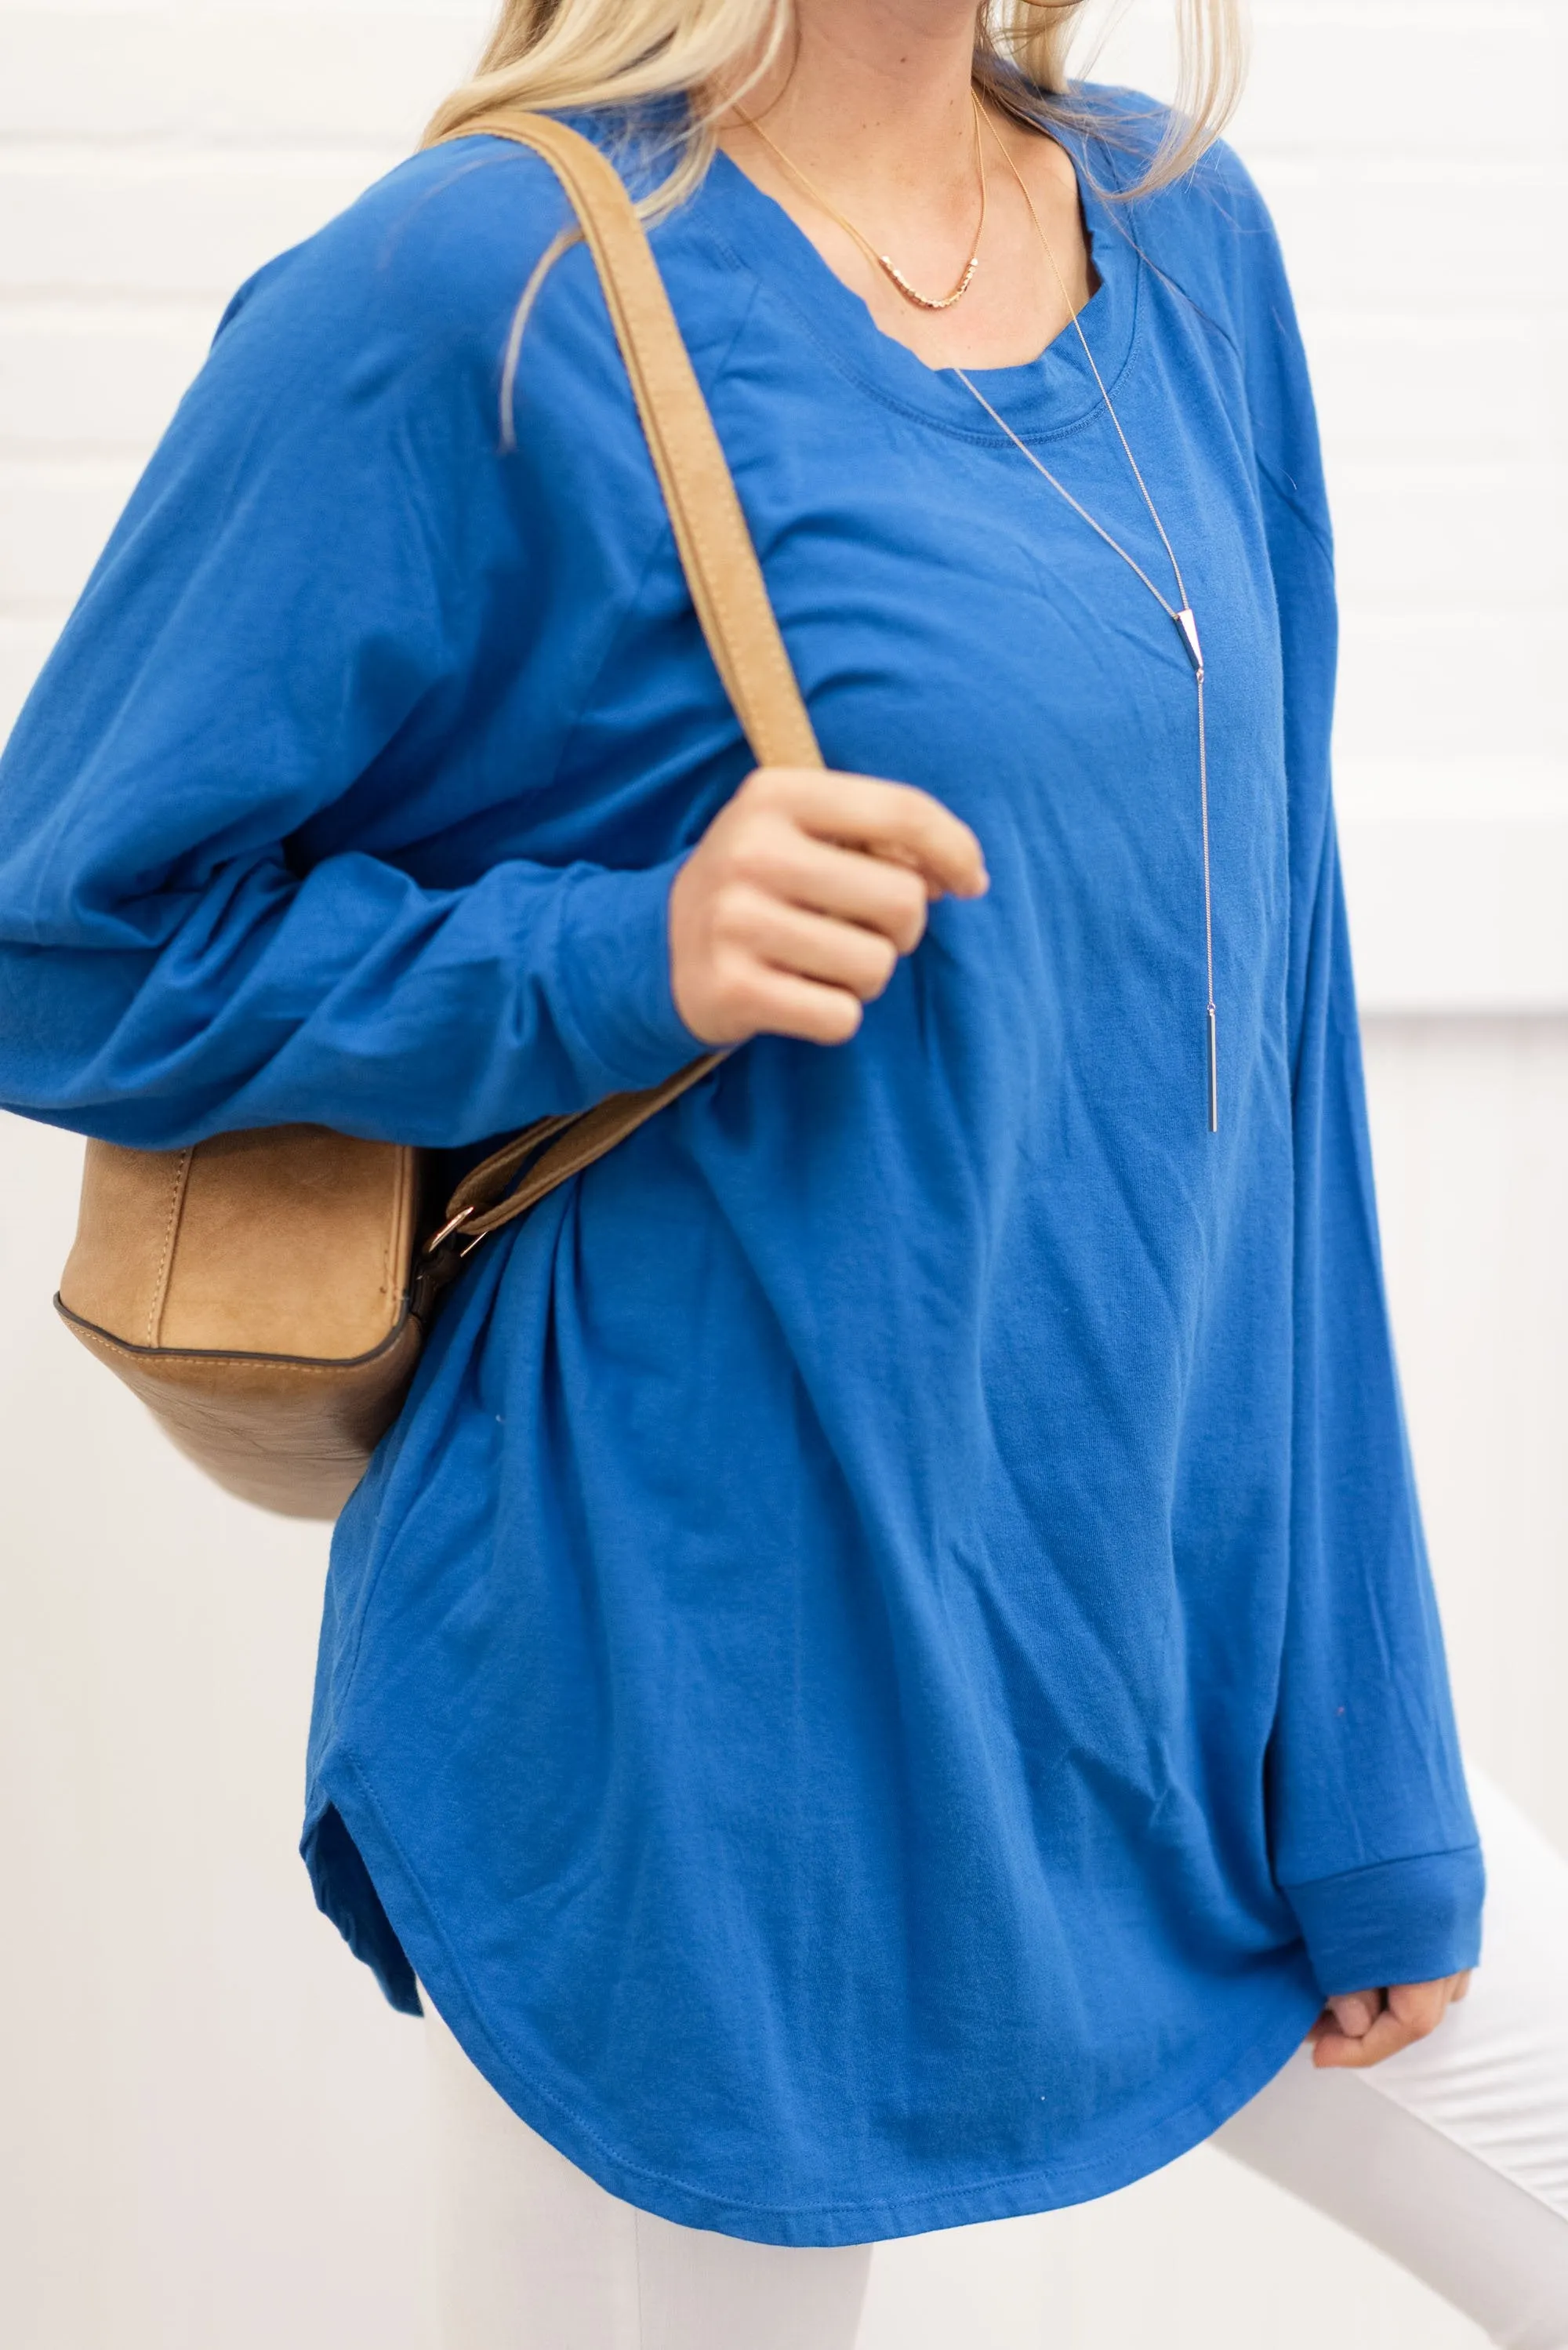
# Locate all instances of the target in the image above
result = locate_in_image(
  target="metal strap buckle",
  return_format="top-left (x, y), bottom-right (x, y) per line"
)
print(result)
top-left (421, 1203), bottom-right (478, 1259)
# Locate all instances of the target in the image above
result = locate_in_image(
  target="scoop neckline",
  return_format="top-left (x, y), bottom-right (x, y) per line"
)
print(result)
top-left (693, 126), bottom-right (1141, 444)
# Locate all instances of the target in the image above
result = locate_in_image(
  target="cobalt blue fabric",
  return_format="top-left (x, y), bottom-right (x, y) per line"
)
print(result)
top-left (0, 97), bottom-right (1482, 2244)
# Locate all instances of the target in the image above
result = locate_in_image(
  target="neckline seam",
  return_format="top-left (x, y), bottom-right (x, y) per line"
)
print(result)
top-left (684, 212), bottom-right (1145, 448)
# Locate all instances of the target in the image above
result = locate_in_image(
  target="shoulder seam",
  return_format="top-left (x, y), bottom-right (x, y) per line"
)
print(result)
top-left (509, 256), bottom-right (768, 806)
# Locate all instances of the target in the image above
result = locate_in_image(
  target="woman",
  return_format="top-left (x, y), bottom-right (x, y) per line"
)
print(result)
top-left (1, 0), bottom-right (1564, 2341)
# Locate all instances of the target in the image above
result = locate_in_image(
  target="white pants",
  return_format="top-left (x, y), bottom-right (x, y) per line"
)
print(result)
top-left (424, 1771), bottom-right (1568, 2349)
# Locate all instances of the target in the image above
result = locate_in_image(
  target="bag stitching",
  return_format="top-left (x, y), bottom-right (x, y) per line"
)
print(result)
top-left (146, 1146), bottom-right (194, 1347)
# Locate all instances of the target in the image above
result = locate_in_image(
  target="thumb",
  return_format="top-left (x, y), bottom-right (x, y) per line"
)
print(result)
top-left (1327, 1990), bottom-right (1382, 2039)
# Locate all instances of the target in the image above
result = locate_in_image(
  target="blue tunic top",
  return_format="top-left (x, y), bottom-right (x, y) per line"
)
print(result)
top-left (0, 96), bottom-right (1483, 2245)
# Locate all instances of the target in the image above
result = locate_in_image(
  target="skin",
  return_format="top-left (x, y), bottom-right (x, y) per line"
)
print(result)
top-left (670, 0), bottom-right (1475, 2064)
top-left (1312, 1974), bottom-right (1472, 2069)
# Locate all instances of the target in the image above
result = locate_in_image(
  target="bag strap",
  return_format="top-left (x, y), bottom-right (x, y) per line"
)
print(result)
top-left (458, 111), bottom-right (822, 772)
top-left (418, 112), bottom-right (822, 1284)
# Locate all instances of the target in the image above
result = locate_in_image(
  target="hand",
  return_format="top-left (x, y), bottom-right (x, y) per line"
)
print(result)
top-left (1309, 1971), bottom-right (1473, 2069)
top-left (668, 766), bottom-right (988, 1048)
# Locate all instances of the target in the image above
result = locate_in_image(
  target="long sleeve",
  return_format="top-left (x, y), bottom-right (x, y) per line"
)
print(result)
top-left (1218, 150), bottom-right (1484, 1992)
top-left (0, 151), bottom-right (699, 1152)
top-left (1271, 812), bottom-right (1483, 1992)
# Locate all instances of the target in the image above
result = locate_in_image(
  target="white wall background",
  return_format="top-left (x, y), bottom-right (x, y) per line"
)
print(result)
top-left (2, 4), bottom-right (1565, 2345)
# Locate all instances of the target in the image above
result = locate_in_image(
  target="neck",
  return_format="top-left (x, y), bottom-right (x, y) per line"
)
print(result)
top-left (732, 0), bottom-right (982, 198)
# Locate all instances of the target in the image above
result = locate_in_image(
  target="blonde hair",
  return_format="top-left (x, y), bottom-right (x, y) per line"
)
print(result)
top-left (423, 2), bottom-right (1249, 212)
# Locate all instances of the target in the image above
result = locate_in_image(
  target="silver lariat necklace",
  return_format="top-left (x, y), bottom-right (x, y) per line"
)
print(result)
top-left (955, 110), bottom-right (1219, 1135)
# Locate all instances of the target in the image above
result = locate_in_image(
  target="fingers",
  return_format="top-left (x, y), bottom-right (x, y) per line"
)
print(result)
top-left (1314, 2003), bottom-right (1420, 2069)
top-left (1388, 1978), bottom-right (1458, 2036)
top-left (717, 888), bottom-right (902, 1001)
top-left (712, 964), bottom-right (867, 1049)
top-left (668, 765), bottom-right (989, 1049)
top-left (728, 819), bottom-right (935, 954)
top-left (750, 768), bottom-right (989, 901)
top-left (1311, 1973), bottom-right (1471, 2070)
top-left (1327, 1991), bottom-right (1379, 2039)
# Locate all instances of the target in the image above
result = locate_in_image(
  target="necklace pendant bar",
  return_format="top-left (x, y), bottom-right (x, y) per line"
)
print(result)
top-left (1206, 1006), bottom-right (1219, 1135)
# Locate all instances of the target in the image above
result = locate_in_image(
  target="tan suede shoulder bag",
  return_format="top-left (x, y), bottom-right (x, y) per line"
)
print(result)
top-left (55, 114), bottom-right (821, 1522)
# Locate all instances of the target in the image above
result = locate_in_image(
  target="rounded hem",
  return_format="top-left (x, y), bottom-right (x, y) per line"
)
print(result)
top-left (315, 1749), bottom-right (1324, 2248)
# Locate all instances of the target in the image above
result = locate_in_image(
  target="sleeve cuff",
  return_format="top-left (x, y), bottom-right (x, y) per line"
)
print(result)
top-left (1283, 1843), bottom-right (1486, 1996)
top-left (553, 852), bottom-right (705, 1095)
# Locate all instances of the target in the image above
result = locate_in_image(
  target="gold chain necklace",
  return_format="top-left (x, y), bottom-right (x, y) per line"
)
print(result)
top-left (953, 110), bottom-right (1219, 1133)
top-left (736, 94), bottom-right (988, 312)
